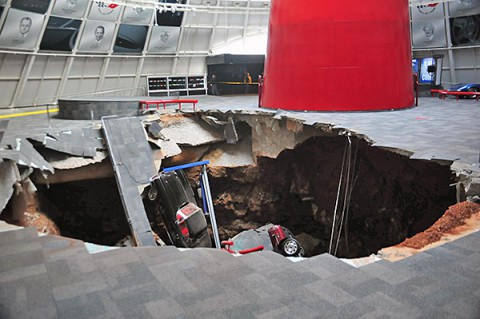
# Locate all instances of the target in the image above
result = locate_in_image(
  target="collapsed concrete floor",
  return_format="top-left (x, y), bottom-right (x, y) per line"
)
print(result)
top-left (2, 111), bottom-right (471, 259)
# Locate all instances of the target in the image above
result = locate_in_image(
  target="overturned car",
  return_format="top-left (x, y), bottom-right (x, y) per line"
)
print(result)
top-left (147, 170), bottom-right (212, 248)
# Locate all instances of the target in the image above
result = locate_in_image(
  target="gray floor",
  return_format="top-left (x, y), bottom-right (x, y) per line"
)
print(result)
top-left (0, 96), bottom-right (480, 318)
top-left (0, 226), bottom-right (479, 318)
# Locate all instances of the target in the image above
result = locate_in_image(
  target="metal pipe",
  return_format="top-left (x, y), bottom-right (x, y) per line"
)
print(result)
top-left (201, 165), bottom-right (221, 249)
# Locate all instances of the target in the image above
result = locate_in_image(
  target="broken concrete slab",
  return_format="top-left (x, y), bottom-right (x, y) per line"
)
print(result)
top-left (248, 116), bottom-right (316, 159)
top-left (16, 138), bottom-right (53, 173)
top-left (225, 117), bottom-right (238, 144)
top-left (41, 149), bottom-right (108, 170)
top-left (147, 121), bottom-right (165, 139)
top-left (42, 128), bottom-right (102, 157)
top-left (147, 138), bottom-right (182, 159)
top-left (159, 115), bottom-right (224, 146)
top-left (0, 160), bottom-right (18, 214)
top-left (202, 138), bottom-right (254, 167)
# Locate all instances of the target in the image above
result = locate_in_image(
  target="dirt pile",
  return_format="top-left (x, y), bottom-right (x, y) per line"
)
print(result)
top-left (396, 201), bottom-right (480, 249)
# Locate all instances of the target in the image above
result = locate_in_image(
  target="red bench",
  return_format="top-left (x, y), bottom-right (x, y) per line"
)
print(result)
top-left (441, 91), bottom-right (479, 101)
top-left (139, 99), bottom-right (198, 111)
top-left (430, 89), bottom-right (446, 97)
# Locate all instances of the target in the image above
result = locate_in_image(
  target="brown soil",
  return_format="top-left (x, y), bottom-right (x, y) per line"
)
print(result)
top-left (396, 201), bottom-right (480, 249)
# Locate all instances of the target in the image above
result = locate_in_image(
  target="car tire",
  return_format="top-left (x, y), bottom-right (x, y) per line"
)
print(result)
top-left (281, 238), bottom-right (301, 256)
top-left (148, 186), bottom-right (158, 201)
top-left (467, 88), bottom-right (478, 99)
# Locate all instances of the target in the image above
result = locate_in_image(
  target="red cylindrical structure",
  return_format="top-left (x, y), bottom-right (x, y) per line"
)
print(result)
top-left (261, 0), bottom-right (413, 111)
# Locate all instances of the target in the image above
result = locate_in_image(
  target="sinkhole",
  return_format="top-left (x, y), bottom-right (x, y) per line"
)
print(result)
top-left (1, 113), bottom-right (458, 258)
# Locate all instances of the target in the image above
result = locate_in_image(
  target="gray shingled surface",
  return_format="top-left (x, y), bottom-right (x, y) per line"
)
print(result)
top-left (0, 227), bottom-right (479, 318)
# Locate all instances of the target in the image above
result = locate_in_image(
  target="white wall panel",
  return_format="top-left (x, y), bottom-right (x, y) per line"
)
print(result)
top-left (180, 28), bottom-right (211, 51)
top-left (0, 81), bottom-right (18, 107)
top-left (29, 56), bottom-right (67, 78)
top-left (188, 56), bottom-right (207, 74)
top-left (174, 57), bottom-right (190, 74)
top-left (106, 58), bottom-right (139, 76)
top-left (142, 57), bottom-right (174, 75)
top-left (454, 49), bottom-right (475, 68)
top-left (216, 13), bottom-right (245, 27)
top-left (211, 28), bottom-right (243, 48)
top-left (70, 57), bottom-right (104, 77)
top-left (184, 12), bottom-right (214, 26)
top-left (63, 78), bottom-right (99, 97)
top-left (21, 79), bottom-right (61, 105)
top-left (455, 69), bottom-right (479, 83)
top-left (102, 76), bottom-right (136, 94)
top-left (0, 54), bottom-right (27, 79)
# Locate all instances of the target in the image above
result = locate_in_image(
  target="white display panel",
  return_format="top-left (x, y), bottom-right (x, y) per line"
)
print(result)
top-left (147, 26), bottom-right (180, 54)
top-left (412, 19), bottom-right (447, 49)
top-left (88, 1), bottom-right (121, 22)
top-left (122, 6), bottom-right (153, 25)
top-left (76, 20), bottom-right (115, 52)
top-left (411, 3), bottom-right (445, 20)
top-left (51, 0), bottom-right (89, 19)
top-left (0, 8), bottom-right (45, 50)
top-left (449, 0), bottom-right (480, 18)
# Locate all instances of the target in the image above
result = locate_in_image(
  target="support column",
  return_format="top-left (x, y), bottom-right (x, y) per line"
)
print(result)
top-left (261, 0), bottom-right (413, 111)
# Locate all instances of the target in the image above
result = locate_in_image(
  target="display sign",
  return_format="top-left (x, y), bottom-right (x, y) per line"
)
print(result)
top-left (0, 9), bottom-right (44, 50)
top-left (450, 14), bottom-right (480, 46)
top-left (412, 58), bottom-right (419, 75)
top-left (419, 57), bottom-right (434, 83)
top-left (51, 0), bottom-right (89, 19)
top-left (11, 0), bottom-right (51, 14)
top-left (449, 0), bottom-right (480, 17)
top-left (412, 19), bottom-right (447, 48)
top-left (77, 20), bottom-right (115, 52)
top-left (114, 24), bottom-right (147, 53)
top-left (122, 6), bottom-right (153, 25)
top-left (411, 3), bottom-right (445, 20)
top-left (88, 1), bottom-right (121, 22)
top-left (147, 25), bottom-right (180, 53)
top-left (40, 16), bottom-right (81, 51)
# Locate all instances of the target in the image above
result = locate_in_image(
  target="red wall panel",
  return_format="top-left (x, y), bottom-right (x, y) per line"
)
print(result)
top-left (261, 0), bottom-right (414, 111)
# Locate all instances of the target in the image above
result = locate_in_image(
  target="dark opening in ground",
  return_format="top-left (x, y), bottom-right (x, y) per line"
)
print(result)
top-left (31, 135), bottom-right (456, 258)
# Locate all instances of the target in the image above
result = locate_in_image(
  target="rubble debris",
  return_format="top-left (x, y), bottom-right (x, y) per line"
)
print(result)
top-left (16, 138), bottom-right (53, 173)
top-left (160, 114), bottom-right (224, 146)
top-left (201, 115), bottom-right (227, 128)
top-left (40, 149), bottom-right (107, 170)
top-left (147, 121), bottom-right (166, 140)
top-left (225, 117), bottom-right (238, 144)
top-left (202, 138), bottom-right (254, 167)
top-left (395, 201), bottom-right (480, 250)
top-left (0, 160), bottom-right (21, 214)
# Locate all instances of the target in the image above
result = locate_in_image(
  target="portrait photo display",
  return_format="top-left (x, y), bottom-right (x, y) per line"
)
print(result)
top-left (51, 0), bottom-right (89, 19)
top-left (147, 26), bottom-right (180, 54)
top-left (0, 9), bottom-right (45, 50)
top-left (412, 19), bottom-right (447, 49)
top-left (122, 6), bottom-right (153, 25)
top-left (77, 20), bottom-right (116, 53)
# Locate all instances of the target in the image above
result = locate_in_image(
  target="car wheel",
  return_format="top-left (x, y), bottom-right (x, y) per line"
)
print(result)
top-left (281, 238), bottom-right (300, 256)
top-left (467, 88), bottom-right (478, 99)
top-left (148, 186), bottom-right (158, 201)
